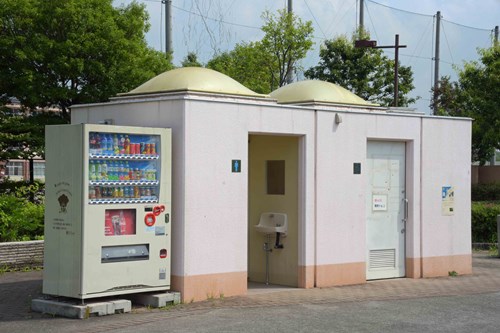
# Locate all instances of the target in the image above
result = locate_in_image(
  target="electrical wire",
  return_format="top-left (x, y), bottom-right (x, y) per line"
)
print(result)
top-left (366, 0), bottom-right (432, 18)
top-left (364, 0), bottom-right (379, 41)
top-left (406, 16), bottom-right (434, 68)
top-left (442, 18), bottom-right (492, 32)
top-left (304, 0), bottom-right (327, 39)
top-left (440, 20), bottom-right (455, 67)
top-left (172, 3), bottom-right (261, 30)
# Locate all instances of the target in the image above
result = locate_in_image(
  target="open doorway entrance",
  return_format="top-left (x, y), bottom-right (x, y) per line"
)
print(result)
top-left (247, 134), bottom-right (299, 288)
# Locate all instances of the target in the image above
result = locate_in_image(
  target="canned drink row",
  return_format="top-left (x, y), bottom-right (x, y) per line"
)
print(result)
top-left (89, 185), bottom-right (157, 201)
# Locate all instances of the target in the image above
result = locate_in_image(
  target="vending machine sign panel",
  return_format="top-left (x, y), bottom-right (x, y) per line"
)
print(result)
top-left (104, 209), bottom-right (136, 236)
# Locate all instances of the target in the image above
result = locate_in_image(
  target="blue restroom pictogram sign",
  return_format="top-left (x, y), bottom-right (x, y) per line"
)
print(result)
top-left (232, 160), bottom-right (241, 173)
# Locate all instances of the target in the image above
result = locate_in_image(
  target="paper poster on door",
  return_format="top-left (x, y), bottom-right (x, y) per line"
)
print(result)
top-left (372, 194), bottom-right (388, 211)
top-left (441, 186), bottom-right (454, 216)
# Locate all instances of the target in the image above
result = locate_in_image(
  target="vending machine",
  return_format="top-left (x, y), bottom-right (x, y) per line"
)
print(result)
top-left (43, 124), bottom-right (171, 300)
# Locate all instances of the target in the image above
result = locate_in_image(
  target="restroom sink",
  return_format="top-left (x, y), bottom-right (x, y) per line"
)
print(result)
top-left (254, 213), bottom-right (288, 235)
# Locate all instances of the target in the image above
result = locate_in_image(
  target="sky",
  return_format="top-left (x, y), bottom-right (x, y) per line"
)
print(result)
top-left (115, 0), bottom-right (500, 113)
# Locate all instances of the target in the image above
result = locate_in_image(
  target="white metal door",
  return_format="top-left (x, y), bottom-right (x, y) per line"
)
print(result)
top-left (366, 141), bottom-right (406, 280)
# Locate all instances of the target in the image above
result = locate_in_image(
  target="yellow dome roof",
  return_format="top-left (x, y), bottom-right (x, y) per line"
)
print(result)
top-left (121, 67), bottom-right (268, 98)
top-left (270, 80), bottom-right (377, 106)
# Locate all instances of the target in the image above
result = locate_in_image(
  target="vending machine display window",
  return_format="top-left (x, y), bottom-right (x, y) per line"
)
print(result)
top-left (104, 209), bottom-right (136, 236)
top-left (88, 132), bottom-right (161, 205)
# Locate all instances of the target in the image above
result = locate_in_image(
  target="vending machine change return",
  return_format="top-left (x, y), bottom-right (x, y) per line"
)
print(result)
top-left (43, 124), bottom-right (172, 300)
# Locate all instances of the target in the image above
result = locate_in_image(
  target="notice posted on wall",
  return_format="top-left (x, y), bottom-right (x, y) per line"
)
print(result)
top-left (441, 186), bottom-right (455, 216)
top-left (372, 194), bottom-right (388, 211)
top-left (105, 209), bottom-right (136, 236)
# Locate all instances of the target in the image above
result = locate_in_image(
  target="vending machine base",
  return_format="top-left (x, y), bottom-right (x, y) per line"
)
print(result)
top-left (31, 297), bottom-right (132, 319)
top-left (31, 290), bottom-right (181, 319)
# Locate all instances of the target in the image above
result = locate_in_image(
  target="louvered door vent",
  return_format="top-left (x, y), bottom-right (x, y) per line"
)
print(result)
top-left (369, 249), bottom-right (396, 269)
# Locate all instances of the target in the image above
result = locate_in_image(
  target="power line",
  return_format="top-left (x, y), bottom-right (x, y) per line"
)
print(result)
top-left (442, 19), bottom-right (492, 32)
top-left (172, 3), bottom-right (261, 30)
top-left (364, 0), bottom-right (379, 41)
top-left (441, 21), bottom-right (455, 67)
top-left (304, 0), bottom-right (327, 39)
top-left (366, 0), bottom-right (432, 17)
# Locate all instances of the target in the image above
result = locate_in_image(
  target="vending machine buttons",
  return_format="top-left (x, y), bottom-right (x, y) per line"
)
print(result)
top-left (144, 213), bottom-right (156, 226)
top-left (153, 205), bottom-right (162, 216)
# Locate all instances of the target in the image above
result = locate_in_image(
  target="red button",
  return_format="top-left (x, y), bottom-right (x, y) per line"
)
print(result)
top-left (145, 213), bottom-right (156, 226)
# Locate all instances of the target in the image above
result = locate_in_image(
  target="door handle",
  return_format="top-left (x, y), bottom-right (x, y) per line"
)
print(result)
top-left (403, 198), bottom-right (409, 223)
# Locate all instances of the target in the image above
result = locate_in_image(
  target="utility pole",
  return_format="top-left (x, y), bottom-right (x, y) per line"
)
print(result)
top-left (286, 0), bottom-right (294, 84)
top-left (164, 0), bottom-right (173, 57)
top-left (495, 26), bottom-right (499, 45)
top-left (359, 0), bottom-right (364, 31)
top-left (355, 35), bottom-right (407, 107)
top-left (433, 11), bottom-right (441, 115)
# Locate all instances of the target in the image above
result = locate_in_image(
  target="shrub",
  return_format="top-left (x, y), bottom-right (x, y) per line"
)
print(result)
top-left (0, 179), bottom-right (45, 204)
top-left (0, 183), bottom-right (44, 242)
top-left (471, 201), bottom-right (500, 243)
top-left (472, 183), bottom-right (500, 201)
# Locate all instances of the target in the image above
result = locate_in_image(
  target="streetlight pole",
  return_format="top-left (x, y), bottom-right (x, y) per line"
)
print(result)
top-left (355, 34), bottom-right (407, 107)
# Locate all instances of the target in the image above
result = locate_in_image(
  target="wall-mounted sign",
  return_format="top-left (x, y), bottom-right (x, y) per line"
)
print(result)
top-left (353, 162), bottom-right (361, 175)
top-left (442, 186), bottom-right (454, 216)
top-left (372, 194), bottom-right (388, 211)
top-left (232, 159), bottom-right (241, 173)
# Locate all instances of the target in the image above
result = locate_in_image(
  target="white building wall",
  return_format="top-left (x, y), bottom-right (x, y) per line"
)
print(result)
top-left (181, 98), bottom-right (316, 288)
top-left (314, 110), bottom-right (423, 285)
top-left (420, 117), bottom-right (472, 276)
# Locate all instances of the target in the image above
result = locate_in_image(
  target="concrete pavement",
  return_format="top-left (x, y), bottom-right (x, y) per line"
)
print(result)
top-left (1, 251), bottom-right (500, 332)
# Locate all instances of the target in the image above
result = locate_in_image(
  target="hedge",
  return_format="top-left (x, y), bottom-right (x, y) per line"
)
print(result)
top-left (472, 183), bottom-right (500, 202)
top-left (471, 201), bottom-right (500, 243)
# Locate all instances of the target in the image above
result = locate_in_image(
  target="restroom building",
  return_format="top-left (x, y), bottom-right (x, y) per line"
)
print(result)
top-left (71, 67), bottom-right (472, 302)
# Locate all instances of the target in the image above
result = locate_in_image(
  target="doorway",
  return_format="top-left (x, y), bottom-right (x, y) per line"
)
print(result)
top-left (247, 135), bottom-right (299, 287)
top-left (366, 141), bottom-right (407, 280)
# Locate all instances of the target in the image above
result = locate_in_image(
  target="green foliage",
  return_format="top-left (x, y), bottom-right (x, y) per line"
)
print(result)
top-left (207, 9), bottom-right (313, 93)
top-left (459, 47), bottom-right (500, 165)
top-left (432, 46), bottom-right (500, 164)
top-left (305, 30), bottom-right (416, 107)
top-left (430, 76), bottom-right (463, 116)
top-left (207, 42), bottom-right (273, 94)
top-left (0, 107), bottom-right (67, 161)
top-left (471, 201), bottom-right (500, 243)
top-left (261, 9), bottom-right (314, 89)
top-left (0, 0), bottom-right (172, 119)
top-left (471, 183), bottom-right (500, 201)
top-left (181, 52), bottom-right (203, 67)
top-left (0, 182), bottom-right (45, 242)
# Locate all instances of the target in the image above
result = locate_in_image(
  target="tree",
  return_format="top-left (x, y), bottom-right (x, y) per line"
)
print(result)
top-left (431, 46), bottom-right (500, 165)
top-left (207, 42), bottom-right (273, 94)
top-left (182, 52), bottom-right (203, 67)
top-left (430, 76), bottom-right (463, 117)
top-left (261, 9), bottom-right (314, 90)
top-left (0, 107), bottom-right (66, 162)
top-left (0, 0), bottom-right (172, 120)
top-left (305, 31), bottom-right (416, 107)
